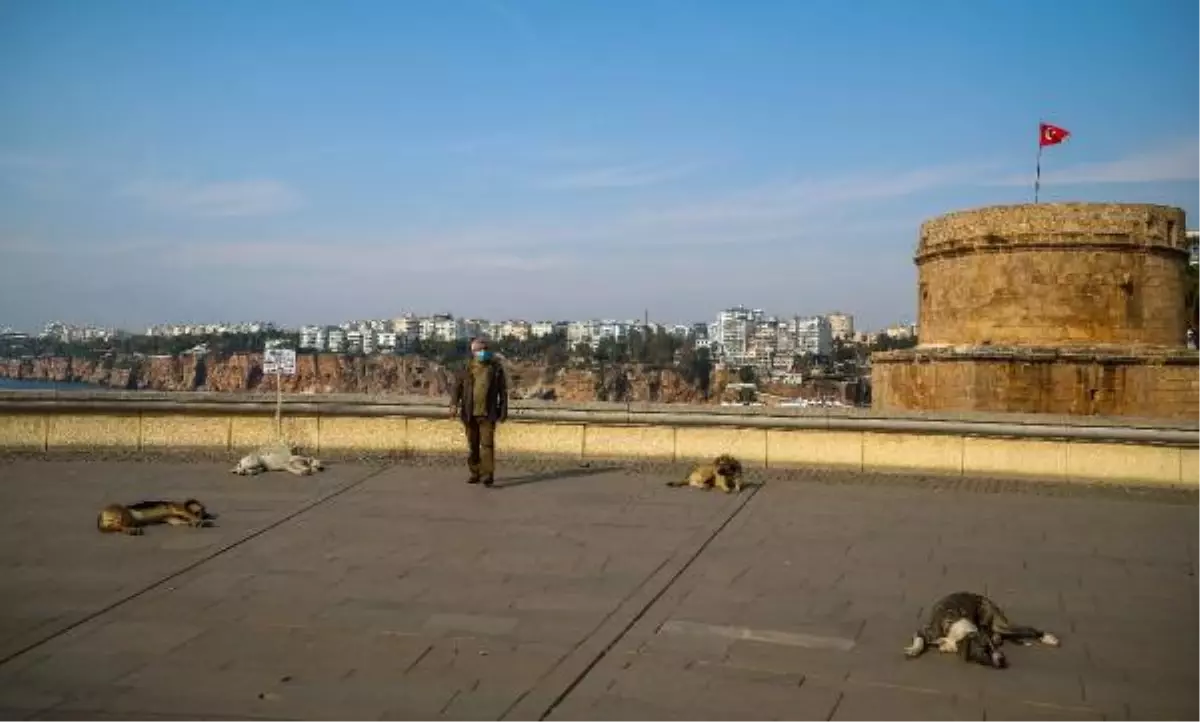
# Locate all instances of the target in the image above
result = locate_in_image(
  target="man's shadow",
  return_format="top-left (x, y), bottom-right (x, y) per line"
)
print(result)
top-left (495, 465), bottom-right (613, 489)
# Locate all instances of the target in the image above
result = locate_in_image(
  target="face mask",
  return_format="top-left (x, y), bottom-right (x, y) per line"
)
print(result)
top-left (475, 350), bottom-right (492, 362)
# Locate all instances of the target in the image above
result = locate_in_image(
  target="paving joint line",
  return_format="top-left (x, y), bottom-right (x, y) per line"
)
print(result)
top-left (502, 482), bottom-right (764, 721)
top-left (0, 463), bottom-right (395, 669)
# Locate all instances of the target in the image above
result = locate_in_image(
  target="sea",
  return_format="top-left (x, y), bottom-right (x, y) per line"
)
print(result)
top-left (0, 378), bottom-right (119, 392)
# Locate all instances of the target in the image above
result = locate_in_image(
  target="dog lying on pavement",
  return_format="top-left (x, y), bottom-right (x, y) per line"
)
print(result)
top-left (231, 442), bottom-right (325, 477)
top-left (97, 499), bottom-right (218, 536)
top-left (665, 453), bottom-right (745, 494)
top-left (904, 591), bottom-right (1061, 668)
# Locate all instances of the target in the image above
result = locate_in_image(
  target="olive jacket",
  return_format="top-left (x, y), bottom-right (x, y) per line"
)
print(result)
top-left (450, 359), bottom-right (509, 424)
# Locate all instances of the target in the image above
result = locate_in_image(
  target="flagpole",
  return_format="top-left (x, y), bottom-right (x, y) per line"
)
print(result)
top-left (1034, 120), bottom-right (1043, 204)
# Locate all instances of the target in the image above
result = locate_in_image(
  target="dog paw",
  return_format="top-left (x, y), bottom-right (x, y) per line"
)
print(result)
top-left (1040, 633), bottom-right (1061, 647)
top-left (903, 637), bottom-right (925, 657)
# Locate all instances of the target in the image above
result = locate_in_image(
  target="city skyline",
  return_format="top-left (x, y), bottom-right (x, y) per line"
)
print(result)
top-left (11, 307), bottom-right (900, 340)
top-left (1, 0), bottom-right (1196, 332)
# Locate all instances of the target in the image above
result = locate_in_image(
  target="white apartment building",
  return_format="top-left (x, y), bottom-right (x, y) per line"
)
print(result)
top-left (299, 325), bottom-right (322, 350)
top-left (432, 315), bottom-right (465, 342)
top-left (884, 323), bottom-right (918, 340)
top-left (392, 315), bottom-right (419, 337)
top-left (746, 319), bottom-right (780, 370)
top-left (326, 328), bottom-right (346, 353)
top-left (418, 317), bottom-right (436, 341)
top-left (714, 306), bottom-right (761, 364)
top-left (500, 320), bottom-right (531, 342)
top-left (376, 332), bottom-right (397, 352)
top-left (597, 320), bottom-right (629, 346)
top-left (567, 320), bottom-right (599, 348)
top-left (459, 319), bottom-right (483, 340)
top-left (826, 312), bottom-right (855, 341)
top-left (346, 329), bottom-right (365, 353)
top-left (530, 321), bottom-right (556, 338)
top-left (791, 315), bottom-right (834, 357)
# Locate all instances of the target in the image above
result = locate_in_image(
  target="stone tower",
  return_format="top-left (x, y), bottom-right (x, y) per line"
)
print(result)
top-left (871, 203), bottom-right (1199, 419)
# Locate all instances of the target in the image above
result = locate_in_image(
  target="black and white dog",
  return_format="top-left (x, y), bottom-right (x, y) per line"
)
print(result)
top-left (904, 591), bottom-right (1061, 669)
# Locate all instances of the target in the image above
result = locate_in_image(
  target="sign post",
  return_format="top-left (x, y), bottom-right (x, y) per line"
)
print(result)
top-left (262, 347), bottom-right (297, 442)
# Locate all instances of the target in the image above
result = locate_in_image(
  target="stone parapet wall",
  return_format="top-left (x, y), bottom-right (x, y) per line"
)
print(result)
top-left (915, 203), bottom-right (1190, 347)
top-left (917, 203), bottom-right (1188, 260)
top-left (872, 346), bottom-right (1199, 420)
top-left (0, 391), bottom-right (1195, 486)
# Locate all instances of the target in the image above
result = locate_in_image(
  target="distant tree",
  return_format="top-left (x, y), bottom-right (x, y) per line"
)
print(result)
top-left (677, 343), bottom-right (712, 396)
top-left (737, 365), bottom-right (757, 385)
top-left (871, 333), bottom-right (918, 352)
top-left (572, 342), bottom-right (593, 362)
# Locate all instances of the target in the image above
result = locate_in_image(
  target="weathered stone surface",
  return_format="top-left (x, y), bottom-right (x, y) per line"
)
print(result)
top-left (872, 202), bottom-right (1199, 420)
top-left (873, 345), bottom-right (1199, 418)
top-left (915, 203), bottom-right (1190, 347)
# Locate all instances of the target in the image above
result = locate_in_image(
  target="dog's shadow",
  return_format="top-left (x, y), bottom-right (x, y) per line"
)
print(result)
top-left (495, 466), bottom-right (613, 489)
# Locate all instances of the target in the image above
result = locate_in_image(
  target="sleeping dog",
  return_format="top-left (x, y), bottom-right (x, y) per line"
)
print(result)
top-left (97, 499), bottom-right (218, 536)
top-left (904, 591), bottom-right (1061, 668)
top-left (665, 453), bottom-right (745, 494)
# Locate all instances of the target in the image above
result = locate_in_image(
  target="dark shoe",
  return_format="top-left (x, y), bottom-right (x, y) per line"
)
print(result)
top-left (467, 476), bottom-right (481, 484)
top-left (482, 476), bottom-right (494, 487)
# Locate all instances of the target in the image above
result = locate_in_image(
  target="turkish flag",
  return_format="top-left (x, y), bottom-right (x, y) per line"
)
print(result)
top-left (1039, 123), bottom-right (1070, 147)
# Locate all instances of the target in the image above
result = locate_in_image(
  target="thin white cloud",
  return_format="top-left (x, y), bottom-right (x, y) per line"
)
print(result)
top-left (164, 239), bottom-right (572, 277)
top-left (119, 178), bottom-right (303, 218)
top-left (163, 158), bottom-right (978, 270)
top-left (463, 253), bottom-right (575, 271)
top-left (541, 161), bottom-right (708, 190)
top-left (623, 160), bottom-right (1002, 232)
top-left (991, 137), bottom-right (1199, 186)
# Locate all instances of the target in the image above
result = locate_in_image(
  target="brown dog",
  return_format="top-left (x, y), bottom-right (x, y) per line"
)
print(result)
top-left (666, 454), bottom-right (745, 493)
top-left (97, 499), bottom-right (217, 536)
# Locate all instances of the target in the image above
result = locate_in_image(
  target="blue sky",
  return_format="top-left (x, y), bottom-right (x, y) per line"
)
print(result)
top-left (1, 0), bottom-right (1196, 333)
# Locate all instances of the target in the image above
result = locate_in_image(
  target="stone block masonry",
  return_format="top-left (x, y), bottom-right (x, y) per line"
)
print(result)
top-left (915, 203), bottom-right (1190, 348)
top-left (872, 202), bottom-right (1199, 420)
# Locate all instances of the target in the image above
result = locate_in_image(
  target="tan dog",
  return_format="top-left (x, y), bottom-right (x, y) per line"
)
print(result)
top-left (666, 453), bottom-right (745, 493)
top-left (97, 499), bottom-right (217, 536)
top-left (232, 442), bottom-right (325, 477)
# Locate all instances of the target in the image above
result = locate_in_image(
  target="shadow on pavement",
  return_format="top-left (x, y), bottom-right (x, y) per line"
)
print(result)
top-left (496, 466), bottom-right (615, 489)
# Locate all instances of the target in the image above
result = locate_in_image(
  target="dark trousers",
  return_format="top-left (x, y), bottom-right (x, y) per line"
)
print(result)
top-left (464, 417), bottom-right (496, 479)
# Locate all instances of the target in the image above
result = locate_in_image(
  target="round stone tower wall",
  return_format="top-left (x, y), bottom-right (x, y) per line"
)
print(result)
top-left (871, 202), bottom-right (1198, 420)
top-left (916, 203), bottom-right (1190, 348)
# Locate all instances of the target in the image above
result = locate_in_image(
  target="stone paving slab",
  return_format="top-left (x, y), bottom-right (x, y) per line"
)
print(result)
top-left (0, 459), bottom-right (376, 665)
top-left (0, 460), bottom-right (742, 720)
top-left (0, 458), bottom-right (1195, 720)
top-left (548, 481), bottom-right (1198, 721)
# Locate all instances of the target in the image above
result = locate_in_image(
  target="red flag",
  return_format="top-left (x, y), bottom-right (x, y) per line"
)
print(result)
top-left (1039, 123), bottom-right (1070, 147)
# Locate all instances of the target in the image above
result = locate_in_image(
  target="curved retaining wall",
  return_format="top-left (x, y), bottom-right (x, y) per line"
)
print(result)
top-left (0, 391), bottom-right (1196, 486)
top-left (871, 346), bottom-right (1200, 419)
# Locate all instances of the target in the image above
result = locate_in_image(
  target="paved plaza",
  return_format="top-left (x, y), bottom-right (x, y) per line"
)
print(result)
top-left (0, 457), bottom-right (1195, 721)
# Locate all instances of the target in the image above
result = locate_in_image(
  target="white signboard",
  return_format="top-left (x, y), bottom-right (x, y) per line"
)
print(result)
top-left (263, 348), bottom-right (297, 376)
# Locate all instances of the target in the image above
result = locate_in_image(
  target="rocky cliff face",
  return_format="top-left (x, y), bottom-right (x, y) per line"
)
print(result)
top-left (0, 353), bottom-right (722, 403)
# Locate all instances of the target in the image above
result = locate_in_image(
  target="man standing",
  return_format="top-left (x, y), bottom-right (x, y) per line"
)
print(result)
top-left (450, 337), bottom-right (508, 486)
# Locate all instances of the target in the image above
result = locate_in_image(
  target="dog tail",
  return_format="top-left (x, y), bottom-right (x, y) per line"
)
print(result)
top-left (665, 479), bottom-right (688, 487)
